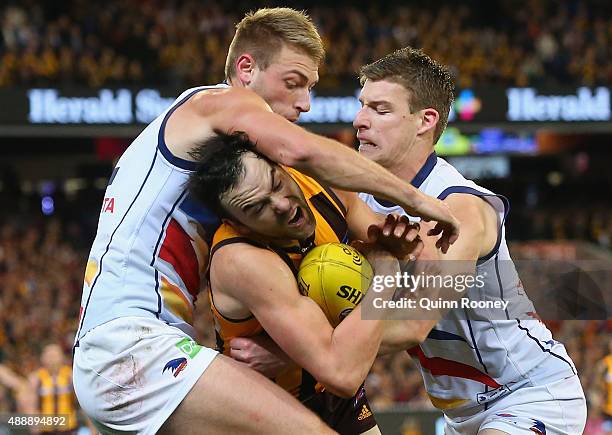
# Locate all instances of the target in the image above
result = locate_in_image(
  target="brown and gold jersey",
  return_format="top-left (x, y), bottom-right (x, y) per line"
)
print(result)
top-left (35, 365), bottom-right (78, 431)
top-left (209, 167), bottom-right (347, 400)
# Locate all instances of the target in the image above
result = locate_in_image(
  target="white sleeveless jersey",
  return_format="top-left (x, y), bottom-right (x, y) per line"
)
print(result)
top-left (76, 84), bottom-right (227, 341)
top-left (360, 153), bottom-right (577, 418)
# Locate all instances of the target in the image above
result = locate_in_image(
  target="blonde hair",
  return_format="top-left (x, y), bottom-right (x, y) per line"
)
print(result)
top-left (225, 8), bottom-right (325, 79)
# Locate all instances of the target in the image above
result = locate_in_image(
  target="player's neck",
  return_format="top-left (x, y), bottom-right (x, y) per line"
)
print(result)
top-left (388, 143), bottom-right (434, 184)
top-left (226, 77), bottom-right (245, 88)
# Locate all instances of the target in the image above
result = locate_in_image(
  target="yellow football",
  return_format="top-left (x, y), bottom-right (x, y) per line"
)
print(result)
top-left (297, 243), bottom-right (373, 327)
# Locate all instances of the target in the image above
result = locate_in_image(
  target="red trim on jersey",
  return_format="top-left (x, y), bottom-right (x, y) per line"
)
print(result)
top-left (159, 219), bottom-right (200, 299)
top-left (408, 346), bottom-right (502, 388)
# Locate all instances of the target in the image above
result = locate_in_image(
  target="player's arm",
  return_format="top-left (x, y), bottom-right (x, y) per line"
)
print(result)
top-left (167, 87), bottom-right (459, 251)
top-left (18, 373), bottom-right (40, 414)
top-left (210, 242), bottom-right (398, 398)
top-left (332, 189), bottom-right (384, 242)
top-left (229, 334), bottom-right (293, 379)
top-left (0, 364), bottom-right (26, 391)
top-left (334, 189), bottom-right (423, 260)
top-left (377, 194), bottom-right (497, 354)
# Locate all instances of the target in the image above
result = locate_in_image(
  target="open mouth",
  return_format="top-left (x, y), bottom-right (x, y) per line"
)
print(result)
top-left (288, 206), bottom-right (303, 226)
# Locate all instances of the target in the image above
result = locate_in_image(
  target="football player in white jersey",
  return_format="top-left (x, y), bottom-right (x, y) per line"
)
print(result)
top-left (72, 9), bottom-right (461, 435)
top-left (353, 47), bottom-right (587, 434)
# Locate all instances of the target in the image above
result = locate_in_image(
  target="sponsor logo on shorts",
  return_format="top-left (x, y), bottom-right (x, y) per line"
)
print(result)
top-left (357, 404), bottom-right (372, 421)
top-left (530, 419), bottom-right (546, 434)
top-left (163, 357), bottom-right (187, 377)
top-left (175, 337), bottom-right (202, 359)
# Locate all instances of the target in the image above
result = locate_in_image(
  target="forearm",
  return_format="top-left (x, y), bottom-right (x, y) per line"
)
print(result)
top-left (0, 365), bottom-right (24, 390)
top-left (318, 261), bottom-right (399, 394)
top-left (293, 134), bottom-right (425, 216)
top-left (325, 306), bottom-right (383, 391)
top-left (378, 319), bottom-right (437, 355)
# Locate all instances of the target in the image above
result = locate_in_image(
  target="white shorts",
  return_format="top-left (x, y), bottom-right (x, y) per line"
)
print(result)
top-left (73, 316), bottom-right (218, 435)
top-left (444, 375), bottom-right (586, 434)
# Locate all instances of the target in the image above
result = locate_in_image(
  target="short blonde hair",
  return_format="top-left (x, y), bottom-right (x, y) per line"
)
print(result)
top-left (225, 8), bottom-right (325, 79)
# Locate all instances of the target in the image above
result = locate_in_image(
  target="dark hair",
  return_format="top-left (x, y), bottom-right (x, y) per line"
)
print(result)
top-left (359, 47), bottom-right (455, 144)
top-left (187, 131), bottom-right (269, 219)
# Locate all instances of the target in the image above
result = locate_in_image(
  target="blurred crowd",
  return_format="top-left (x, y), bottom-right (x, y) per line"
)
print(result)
top-left (0, 218), bottom-right (84, 410)
top-left (511, 206), bottom-right (612, 250)
top-left (1, 0), bottom-right (611, 89)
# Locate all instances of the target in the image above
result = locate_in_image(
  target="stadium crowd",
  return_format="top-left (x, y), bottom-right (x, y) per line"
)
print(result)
top-left (1, 0), bottom-right (611, 89)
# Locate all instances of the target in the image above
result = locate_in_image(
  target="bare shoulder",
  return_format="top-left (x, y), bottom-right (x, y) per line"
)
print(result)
top-left (210, 242), bottom-right (290, 291)
top-left (189, 87), bottom-right (271, 117)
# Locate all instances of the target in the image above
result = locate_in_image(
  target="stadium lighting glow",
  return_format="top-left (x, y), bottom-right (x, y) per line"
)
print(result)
top-left (41, 196), bottom-right (55, 215)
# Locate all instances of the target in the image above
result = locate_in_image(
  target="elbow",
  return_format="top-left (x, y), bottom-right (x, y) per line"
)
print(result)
top-left (278, 130), bottom-right (323, 169)
top-left (323, 376), bottom-right (361, 399)
top-left (414, 327), bottom-right (429, 344)
top-left (318, 366), bottom-right (363, 399)
top-left (279, 142), bottom-right (315, 168)
top-left (415, 321), bottom-right (436, 344)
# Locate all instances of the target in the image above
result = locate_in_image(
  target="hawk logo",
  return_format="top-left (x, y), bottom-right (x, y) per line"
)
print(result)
top-left (163, 357), bottom-right (187, 377)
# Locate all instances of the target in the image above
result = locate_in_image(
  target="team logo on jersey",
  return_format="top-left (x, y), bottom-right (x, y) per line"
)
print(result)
top-left (163, 357), bottom-right (187, 377)
top-left (530, 419), bottom-right (546, 434)
top-left (102, 197), bottom-right (115, 213)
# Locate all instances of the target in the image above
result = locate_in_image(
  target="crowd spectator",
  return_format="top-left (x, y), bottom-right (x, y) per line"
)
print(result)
top-left (1, 0), bottom-right (611, 89)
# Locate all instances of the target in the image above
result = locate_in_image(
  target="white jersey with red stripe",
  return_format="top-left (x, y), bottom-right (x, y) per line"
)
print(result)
top-left (359, 153), bottom-right (578, 418)
top-left (76, 84), bottom-right (226, 342)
